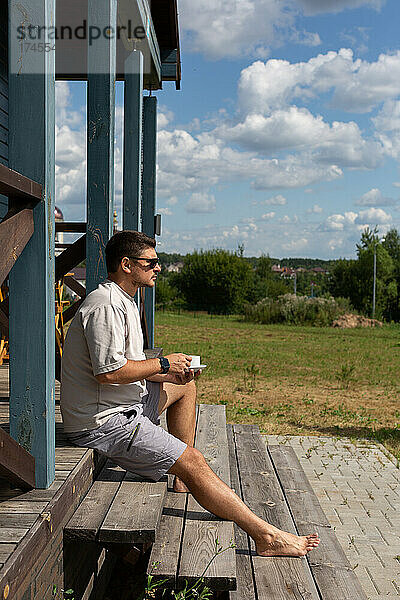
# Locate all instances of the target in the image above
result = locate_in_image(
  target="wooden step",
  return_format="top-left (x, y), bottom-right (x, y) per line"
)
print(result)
top-left (228, 426), bottom-right (367, 600)
top-left (65, 460), bottom-right (167, 544)
top-left (149, 404), bottom-right (237, 591)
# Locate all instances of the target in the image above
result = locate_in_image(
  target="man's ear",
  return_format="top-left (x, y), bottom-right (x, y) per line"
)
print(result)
top-left (120, 257), bottom-right (132, 273)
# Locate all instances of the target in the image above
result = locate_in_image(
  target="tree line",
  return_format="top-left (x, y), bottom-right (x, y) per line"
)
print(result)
top-left (156, 227), bottom-right (400, 321)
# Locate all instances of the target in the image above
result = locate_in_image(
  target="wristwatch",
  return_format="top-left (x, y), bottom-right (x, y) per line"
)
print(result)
top-left (159, 357), bottom-right (170, 374)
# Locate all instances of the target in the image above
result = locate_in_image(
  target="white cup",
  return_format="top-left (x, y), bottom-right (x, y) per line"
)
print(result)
top-left (189, 355), bottom-right (201, 368)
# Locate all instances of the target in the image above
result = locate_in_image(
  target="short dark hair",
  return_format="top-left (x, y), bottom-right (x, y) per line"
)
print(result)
top-left (105, 230), bottom-right (156, 273)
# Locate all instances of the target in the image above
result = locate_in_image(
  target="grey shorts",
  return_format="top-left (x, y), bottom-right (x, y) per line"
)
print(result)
top-left (67, 381), bottom-right (187, 481)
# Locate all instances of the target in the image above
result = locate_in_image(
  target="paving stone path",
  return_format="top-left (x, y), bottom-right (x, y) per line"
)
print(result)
top-left (265, 435), bottom-right (400, 599)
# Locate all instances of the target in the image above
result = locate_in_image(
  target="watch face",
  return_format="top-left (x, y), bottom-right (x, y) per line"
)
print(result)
top-left (160, 357), bottom-right (170, 373)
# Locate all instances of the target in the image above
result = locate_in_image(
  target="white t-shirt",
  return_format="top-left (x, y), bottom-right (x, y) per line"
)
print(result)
top-left (60, 280), bottom-right (147, 433)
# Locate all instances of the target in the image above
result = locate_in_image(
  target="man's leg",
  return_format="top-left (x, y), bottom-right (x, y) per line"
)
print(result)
top-left (159, 380), bottom-right (196, 492)
top-left (169, 446), bottom-right (320, 557)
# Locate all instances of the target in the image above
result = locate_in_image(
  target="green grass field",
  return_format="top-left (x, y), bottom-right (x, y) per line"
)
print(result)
top-left (155, 311), bottom-right (400, 462)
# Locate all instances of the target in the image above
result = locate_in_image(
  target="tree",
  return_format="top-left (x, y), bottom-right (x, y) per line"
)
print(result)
top-left (176, 249), bottom-right (253, 314)
top-left (330, 227), bottom-right (395, 319)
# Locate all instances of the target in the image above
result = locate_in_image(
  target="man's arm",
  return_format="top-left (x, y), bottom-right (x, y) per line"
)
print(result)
top-left (96, 353), bottom-right (191, 385)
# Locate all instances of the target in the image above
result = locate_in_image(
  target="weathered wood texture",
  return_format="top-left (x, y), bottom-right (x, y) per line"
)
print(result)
top-left (86, 0), bottom-right (117, 293)
top-left (0, 208), bottom-right (34, 286)
top-left (233, 425), bottom-right (319, 600)
top-left (268, 445), bottom-right (368, 600)
top-left (66, 458), bottom-right (167, 545)
top-left (142, 95), bottom-right (157, 347)
top-left (179, 405), bottom-right (236, 590)
top-left (123, 49), bottom-right (143, 232)
top-left (8, 0), bottom-right (56, 489)
top-left (99, 479), bottom-right (167, 544)
top-left (64, 461), bottom-right (125, 542)
top-left (63, 275), bottom-right (86, 299)
top-left (0, 426), bottom-right (35, 490)
top-left (55, 234), bottom-right (86, 281)
top-left (0, 163), bottom-right (42, 201)
top-left (0, 444), bottom-right (103, 600)
top-left (226, 425), bottom-right (254, 600)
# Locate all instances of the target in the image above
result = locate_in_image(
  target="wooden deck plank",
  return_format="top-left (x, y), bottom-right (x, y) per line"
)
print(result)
top-left (0, 544), bottom-right (16, 564)
top-left (148, 476), bottom-right (187, 586)
top-left (0, 514), bottom-right (38, 529)
top-left (147, 412), bottom-right (193, 587)
top-left (98, 480), bottom-right (167, 544)
top-left (233, 425), bottom-right (319, 600)
top-left (268, 445), bottom-right (368, 600)
top-left (64, 461), bottom-right (125, 542)
top-left (227, 425), bottom-right (255, 600)
top-left (178, 405), bottom-right (236, 591)
top-left (0, 528), bottom-right (29, 544)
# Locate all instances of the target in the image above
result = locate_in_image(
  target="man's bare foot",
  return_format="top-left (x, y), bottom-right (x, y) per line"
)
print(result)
top-left (256, 528), bottom-right (320, 557)
top-left (173, 475), bottom-right (190, 493)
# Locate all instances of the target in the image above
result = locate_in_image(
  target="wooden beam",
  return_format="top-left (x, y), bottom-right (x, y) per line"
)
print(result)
top-left (0, 163), bottom-right (42, 202)
top-left (142, 96), bottom-right (157, 348)
top-left (55, 234), bottom-right (86, 282)
top-left (55, 222), bottom-right (87, 233)
top-left (123, 50), bottom-right (143, 232)
top-left (8, 0), bottom-right (56, 488)
top-left (0, 427), bottom-right (35, 490)
top-left (63, 276), bottom-right (86, 299)
top-left (0, 209), bottom-right (34, 287)
top-left (86, 0), bottom-right (117, 293)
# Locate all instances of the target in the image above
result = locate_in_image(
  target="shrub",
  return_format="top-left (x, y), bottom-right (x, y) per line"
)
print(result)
top-left (244, 294), bottom-right (351, 326)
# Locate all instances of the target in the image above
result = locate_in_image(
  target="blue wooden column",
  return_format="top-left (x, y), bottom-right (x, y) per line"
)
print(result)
top-left (8, 0), bottom-right (56, 487)
top-left (123, 50), bottom-right (143, 232)
top-left (142, 96), bottom-right (157, 348)
top-left (86, 0), bottom-right (117, 293)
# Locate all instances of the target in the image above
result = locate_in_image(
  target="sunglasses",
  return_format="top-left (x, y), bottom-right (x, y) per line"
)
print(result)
top-left (128, 256), bottom-right (160, 269)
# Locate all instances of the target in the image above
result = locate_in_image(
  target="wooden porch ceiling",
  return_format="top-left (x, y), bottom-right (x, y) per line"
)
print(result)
top-left (55, 0), bottom-right (181, 89)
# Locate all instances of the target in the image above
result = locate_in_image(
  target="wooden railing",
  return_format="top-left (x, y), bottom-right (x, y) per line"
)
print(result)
top-left (0, 163), bottom-right (42, 490)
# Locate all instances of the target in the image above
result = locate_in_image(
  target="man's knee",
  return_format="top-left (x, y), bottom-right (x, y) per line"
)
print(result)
top-left (170, 446), bottom-right (207, 477)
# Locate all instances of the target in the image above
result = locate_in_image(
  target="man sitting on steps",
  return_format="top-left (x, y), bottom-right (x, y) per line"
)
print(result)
top-left (60, 230), bottom-right (320, 557)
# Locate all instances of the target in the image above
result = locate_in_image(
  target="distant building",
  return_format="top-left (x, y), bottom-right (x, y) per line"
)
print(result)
top-left (54, 206), bottom-right (64, 256)
top-left (271, 264), bottom-right (282, 272)
top-left (166, 262), bottom-right (184, 273)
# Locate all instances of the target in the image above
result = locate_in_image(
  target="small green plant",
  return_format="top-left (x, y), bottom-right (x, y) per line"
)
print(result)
top-left (336, 363), bottom-right (356, 389)
top-left (244, 363), bottom-right (260, 393)
top-left (144, 538), bottom-right (235, 600)
top-left (52, 586), bottom-right (74, 600)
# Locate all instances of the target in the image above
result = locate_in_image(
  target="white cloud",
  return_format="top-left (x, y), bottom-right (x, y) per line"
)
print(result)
top-left (261, 212), bottom-right (276, 220)
top-left (218, 106), bottom-right (382, 168)
top-left (185, 192), bottom-right (216, 213)
top-left (356, 207), bottom-right (392, 224)
top-left (282, 237), bottom-right (309, 251)
top-left (158, 207), bottom-right (172, 216)
top-left (179, 0), bottom-right (294, 60)
top-left (238, 50), bottom-right (400, 115)
top-left (166, 196), bottom-right (178, 206)
top-left (262, 194), bottom-right (287, 206)
top-left (393, 182), bottom-right (400, 188)
top-left (307, 204), bottom-right (323, 213)
top-left (290, 30), bottom-right (322, 47)
top-left (373, 100), bottom-right (400, 158)
top-left (355, 188), bottom-right (396, 206)
top-left (297, 0), bottom-right (385, 15)
top-left (322, 212), bottom-right (358, 231)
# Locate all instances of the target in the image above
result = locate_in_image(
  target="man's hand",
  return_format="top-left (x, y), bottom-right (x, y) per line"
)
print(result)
top-left (165, 353), bottom-right (192, 374)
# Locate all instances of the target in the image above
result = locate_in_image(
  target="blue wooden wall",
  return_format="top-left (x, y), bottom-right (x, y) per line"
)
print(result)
top-left (8, 0), bottom-right (56, 488)
top-left (0, 1), bottom-right (8, 220)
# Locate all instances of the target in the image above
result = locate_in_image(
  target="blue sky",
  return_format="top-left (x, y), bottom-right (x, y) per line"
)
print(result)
top-left (55, 0), bottom-right (400, 258)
